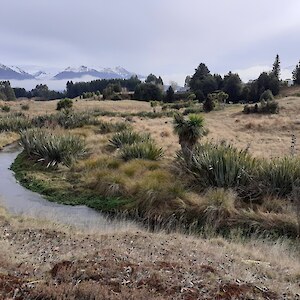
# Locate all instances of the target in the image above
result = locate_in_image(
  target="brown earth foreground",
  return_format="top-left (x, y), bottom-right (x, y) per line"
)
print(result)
top-left (0, 208), bottom-right (299, 300)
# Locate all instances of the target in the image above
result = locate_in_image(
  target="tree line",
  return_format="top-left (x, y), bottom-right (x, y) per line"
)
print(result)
top-left (2, 55), bottom-right (300, 103)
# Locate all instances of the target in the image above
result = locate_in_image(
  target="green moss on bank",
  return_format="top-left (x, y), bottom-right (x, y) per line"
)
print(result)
top-left (11, 152), bottom-right (133, 213)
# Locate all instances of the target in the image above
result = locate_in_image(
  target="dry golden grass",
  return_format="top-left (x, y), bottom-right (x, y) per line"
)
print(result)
top-left (0, 131), bottom-right (19, 149)
top-left (0, 207), bottom-right (299, 299)
top-left (3, 96), bottom-right (300, 158)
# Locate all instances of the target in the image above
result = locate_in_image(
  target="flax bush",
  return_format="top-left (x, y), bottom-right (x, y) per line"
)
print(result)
top-left (0, 114), bottom-right (32, 132)
top-left (20, 128), bottom-right (86, 167)
top-left (109, 130), bottom-right (151, 149)
top-left (32, 112), bottom-right (99, 129)
top-left (181, 142), bottom-right (258, 189)
top-left (120, 141), bottom-right (164, 161)
top-left (260, 157), bottom-right (300, 197)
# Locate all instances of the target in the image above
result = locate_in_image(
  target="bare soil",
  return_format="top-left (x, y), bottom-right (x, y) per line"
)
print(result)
top-left (0, 209), bottom-right (299, 299)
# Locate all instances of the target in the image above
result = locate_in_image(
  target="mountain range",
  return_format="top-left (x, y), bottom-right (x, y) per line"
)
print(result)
top-left (0, 64), bottom-right (140, 81)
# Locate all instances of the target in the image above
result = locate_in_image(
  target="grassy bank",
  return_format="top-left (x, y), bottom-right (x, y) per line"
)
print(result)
top-left (11, 152), bottom-right (133, 213)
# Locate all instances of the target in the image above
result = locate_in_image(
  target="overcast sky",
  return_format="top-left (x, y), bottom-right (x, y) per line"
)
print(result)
top-left (1, 0), bottom-right (300, 86)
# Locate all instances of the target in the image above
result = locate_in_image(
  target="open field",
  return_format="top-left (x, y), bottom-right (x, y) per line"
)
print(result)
top-left (0, 207), bottom-right (299, 299)
top-left (2, 96), bottom-right (300, 158)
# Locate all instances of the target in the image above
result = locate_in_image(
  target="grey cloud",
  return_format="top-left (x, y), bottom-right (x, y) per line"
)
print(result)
top-left (1, 0), bottom-right (300, 84)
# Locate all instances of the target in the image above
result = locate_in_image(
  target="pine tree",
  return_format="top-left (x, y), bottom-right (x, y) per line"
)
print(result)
top-left (272, 54), bottom-right (280, 80)
top-left (0, 81), bottom-right (16, 101)
top-left (292, 61), bottom-right (300, 85)
top-left (164, 86), bottom-right (175, 103)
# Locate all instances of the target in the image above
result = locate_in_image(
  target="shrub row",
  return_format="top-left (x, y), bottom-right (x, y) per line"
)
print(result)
top-left (179, 141), bottom-right (300, 199)
top-left (243, 100), bottom-right (279, 114)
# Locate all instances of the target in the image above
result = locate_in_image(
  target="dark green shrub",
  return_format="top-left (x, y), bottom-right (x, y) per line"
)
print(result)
top-left (21, 104), bottom-right (30, 111)
top-left (110, 93), bottom-right (122, 101)
top-left (260, 89), bottom-right (274, 101)
top-left (183, 107), bottom-right (203, 115)
top-left (20, 128), bottom-right (86, 167)
top-left (1, 105), bottom-right (10, 112)
top-left (120, 141), bottom-right (164, 161)
top-left (243, 100), bottom-right (279, 114)
top-left (56, 98), bottom-right (73, 111)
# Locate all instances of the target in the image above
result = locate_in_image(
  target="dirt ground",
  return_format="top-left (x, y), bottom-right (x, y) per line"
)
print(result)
top-left (0, 207), bottom-right (299, 299)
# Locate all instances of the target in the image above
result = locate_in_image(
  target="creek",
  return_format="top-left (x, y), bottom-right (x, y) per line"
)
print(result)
top-left (0, 144), bottom-right (136, 231)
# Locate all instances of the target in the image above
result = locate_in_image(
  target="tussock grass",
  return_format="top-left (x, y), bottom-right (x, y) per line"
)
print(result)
top-left (97, 120), bottom-right (130, 134)
top-left (32, 111), bottom-right (99, 129)
top-left (20, 128), bottom-right (86, 167)
top-left (109, 130), bottom-right (151, 149)
top-left (134, 169), bottom-right (186, 214)
top-left (0, 114), bottom-right (32, 132)
top-left (120, 141), bottom-right (164, 161)
top-left (182, 142), bottom-right (258, 189)
top-left (260, 156), bottom-right (300, 197)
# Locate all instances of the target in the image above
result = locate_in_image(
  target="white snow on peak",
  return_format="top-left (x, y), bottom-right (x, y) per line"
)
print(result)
top-left (0, 63), bottom-right (12, 71)
top-left (9, 66), bottom-right (28, 75)
top-left (64, 66), bottom-right (94, 73)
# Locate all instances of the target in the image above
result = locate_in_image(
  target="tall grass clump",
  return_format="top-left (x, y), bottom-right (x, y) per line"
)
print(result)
top-left (98, 121), bottom-right (131, 134)
top-left (120, 141), bottom-right (164, 161)
top-left (109, 130), bottom-right (151, 149)
top-left (260, 157), bottom-right (300, 197)
top-left (20, 128), bottom-right (86, 167)
top-left (0, 114), bottom-right (32, 132)
top-left (32, 112), bottom-right (99, 129)
top-left (181, 142), bottom-right (258, 190)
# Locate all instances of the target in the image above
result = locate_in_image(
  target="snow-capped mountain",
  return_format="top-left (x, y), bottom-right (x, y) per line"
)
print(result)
top-left (0, 63), bottom-right (142, 81)
top-left (0, 64), bottom-right (35, 80)
top-left (53, 65), bottom-right (138, 80)
top-left (32, 71), bottom-right (52, 80)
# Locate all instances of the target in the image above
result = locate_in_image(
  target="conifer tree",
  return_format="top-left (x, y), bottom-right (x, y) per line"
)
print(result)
top-left (292, 60), bottom-right (300, 85)
top-left (272, 54), bottom-right (280, 80)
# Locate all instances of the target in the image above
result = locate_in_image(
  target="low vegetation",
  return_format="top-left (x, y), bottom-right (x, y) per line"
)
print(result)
top-left (0, 94), bottom-right (299, 241)
top-left (243, 99), bottom-right (279, 114)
